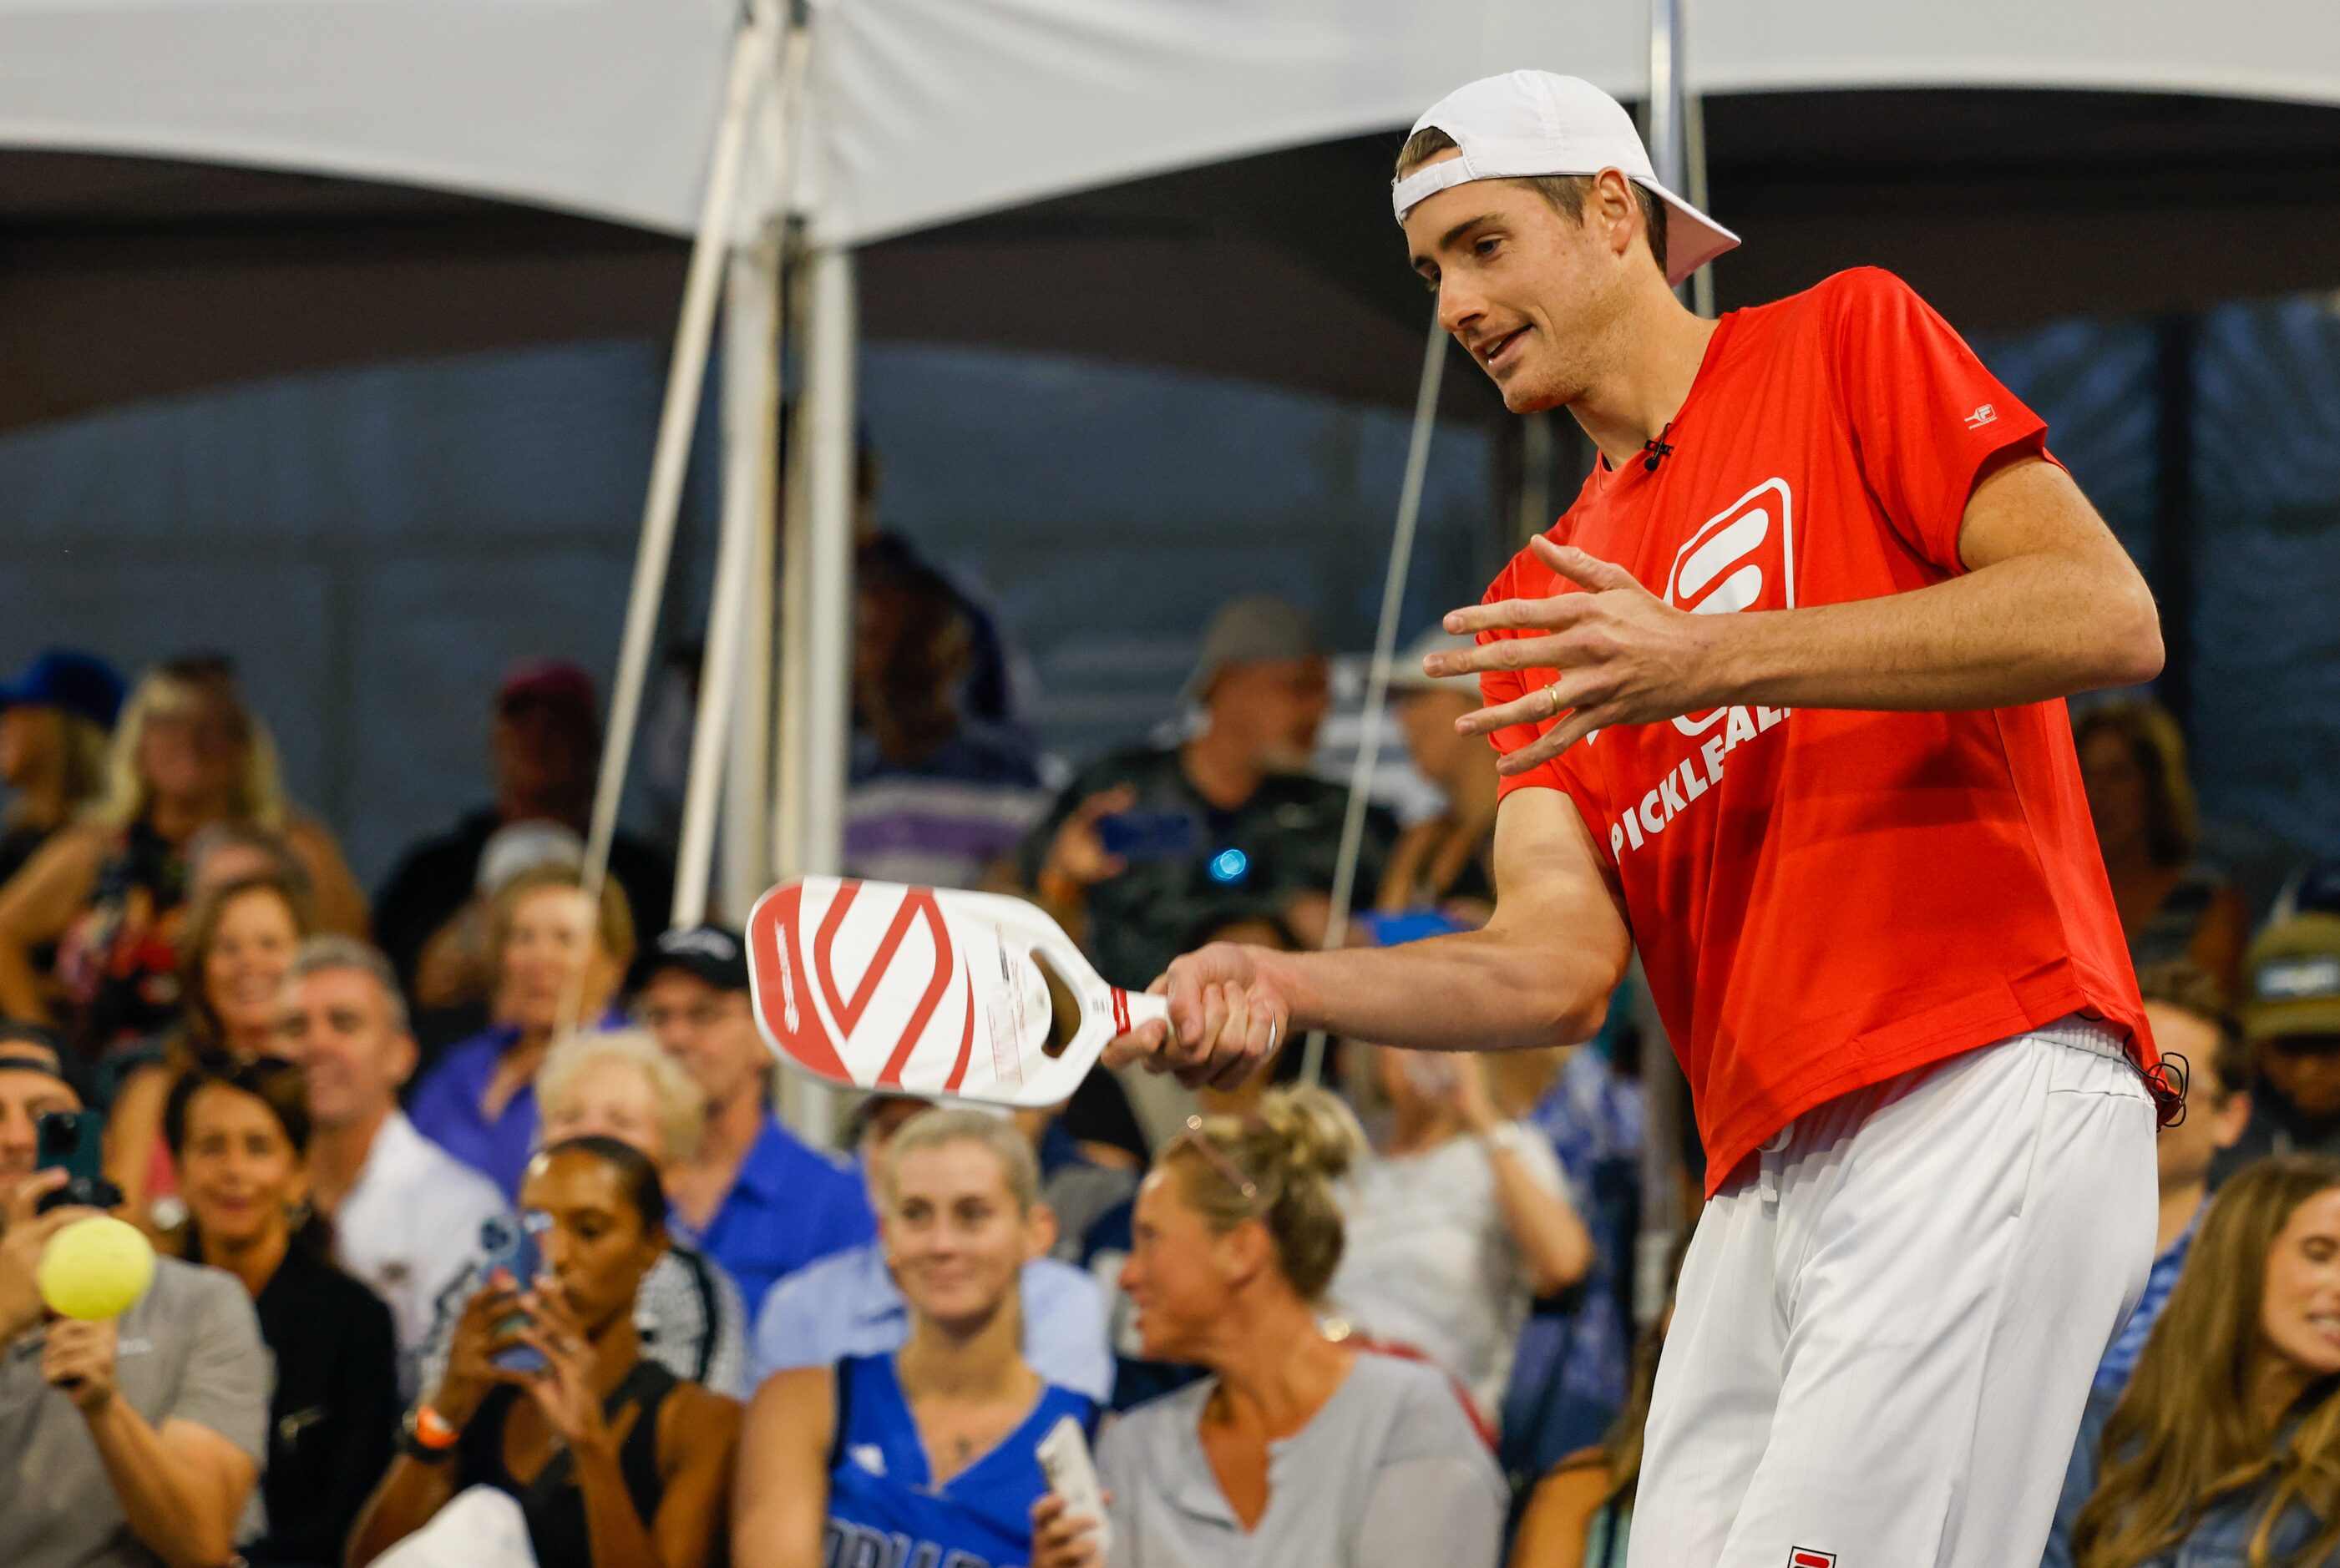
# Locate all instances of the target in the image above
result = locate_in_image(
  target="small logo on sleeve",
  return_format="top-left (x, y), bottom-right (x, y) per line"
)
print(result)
top-left (1788, 1550), bottom-right (1837, 1567)
top-left (1963, 403), bottom-right (1998, 428)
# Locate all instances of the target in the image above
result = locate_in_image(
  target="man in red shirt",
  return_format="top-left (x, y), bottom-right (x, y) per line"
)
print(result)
top-left (1106, 71), bottom-right (2167, 1567)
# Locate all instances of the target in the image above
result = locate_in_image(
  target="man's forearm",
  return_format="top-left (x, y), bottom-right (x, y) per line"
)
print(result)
top-left (84, 1402), bottom-right (244, 1568)
top-left (1261, 925), bottom-right (1615, 1055)
top-left (1714, 536), bottom-right (2160, 712)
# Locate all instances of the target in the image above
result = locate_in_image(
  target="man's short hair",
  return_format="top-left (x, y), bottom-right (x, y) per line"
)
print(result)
top-left (1395, 124), bottom-right (1670, 279)
top-left (286, 936), bottom-right (411, 1038)
top-left (2136, 961), bottom-right (2249, 1101)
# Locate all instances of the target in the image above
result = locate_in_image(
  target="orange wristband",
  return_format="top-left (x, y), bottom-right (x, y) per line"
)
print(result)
top-left (412, 1404), bottom-right (459, 1450)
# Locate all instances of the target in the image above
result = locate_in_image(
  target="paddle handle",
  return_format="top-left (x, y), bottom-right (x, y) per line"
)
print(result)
top-left (1113, 989), bottom-right (1171, 1033)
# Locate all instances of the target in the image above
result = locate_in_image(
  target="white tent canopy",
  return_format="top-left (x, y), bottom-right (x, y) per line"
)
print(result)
top-left (3, 0), bottom-right (2338, 245)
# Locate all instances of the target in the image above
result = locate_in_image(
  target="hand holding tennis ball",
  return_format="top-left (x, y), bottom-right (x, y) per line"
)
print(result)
top-left (37, 1215), bottom-right (155, 1321)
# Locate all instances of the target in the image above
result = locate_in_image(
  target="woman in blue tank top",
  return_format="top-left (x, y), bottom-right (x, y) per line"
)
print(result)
top-left (736, 1107), bottom-right (1098, 1568)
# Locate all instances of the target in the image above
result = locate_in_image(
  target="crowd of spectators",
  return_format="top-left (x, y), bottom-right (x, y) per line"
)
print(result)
top-left (0, 604), bottom-right (2337, 1568)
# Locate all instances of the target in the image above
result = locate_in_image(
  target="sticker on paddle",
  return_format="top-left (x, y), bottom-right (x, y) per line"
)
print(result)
top-left (743, 877), bottom-right (1170, 1107)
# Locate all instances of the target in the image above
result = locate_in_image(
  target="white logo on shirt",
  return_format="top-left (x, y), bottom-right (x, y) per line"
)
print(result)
top-left (849, 1443), bottom-right (887, 1476)
top-left (1664, 478), bottom-right (1796, 738)
top-left (1596, 477), bottom-right (1798, 862)
top-left (1965, 403), bottom-right (1997, 428)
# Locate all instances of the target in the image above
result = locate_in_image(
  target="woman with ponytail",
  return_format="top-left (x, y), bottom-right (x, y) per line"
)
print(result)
top-left (2067, 1152), bottom-right (2340, 1567)
top-left (1031, 1087), bottom-right (1506, 1568)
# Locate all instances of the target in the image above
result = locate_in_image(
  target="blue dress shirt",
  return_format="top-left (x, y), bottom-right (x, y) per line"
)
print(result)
top-left (669, 1116), bottom-right (875, 1319)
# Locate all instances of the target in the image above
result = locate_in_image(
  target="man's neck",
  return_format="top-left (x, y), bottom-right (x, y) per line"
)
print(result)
top-left (310, 1104), bottom-right (393, 1216)
top-left (1181, 729), bottom-right (1264, 812)
top-left (2156, 1179), bottom-right (2205, 1256)
top-left (698, 1090), bottom-right (764, 1167)
top-left (1568, 292), bottom-right (1720, 473)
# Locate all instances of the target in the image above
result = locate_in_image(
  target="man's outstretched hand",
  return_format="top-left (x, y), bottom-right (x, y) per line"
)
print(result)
top-left (1426, 536), bottom-right (1723, 775)
top-left (1102, 943), bottom-right (1294, 1092)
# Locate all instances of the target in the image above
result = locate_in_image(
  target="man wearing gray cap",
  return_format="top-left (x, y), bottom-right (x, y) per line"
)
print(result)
top-left (1101, 69), bottom-right (2169, 1568)
top-left (1010, 594), bottom-right (1395, 997)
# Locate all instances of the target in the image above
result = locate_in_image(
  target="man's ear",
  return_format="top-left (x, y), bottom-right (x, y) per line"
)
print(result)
top-left (389, 1031), bottom-right (420, 1091)
top-left (1591, 168), bottom-right (1640, 260)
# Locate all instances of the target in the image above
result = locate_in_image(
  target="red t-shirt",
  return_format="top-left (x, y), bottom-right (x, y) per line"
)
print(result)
top-left (1481, 268), bottom-right (2152, 1195)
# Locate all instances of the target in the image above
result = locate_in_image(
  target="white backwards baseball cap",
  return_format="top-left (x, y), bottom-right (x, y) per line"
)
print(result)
top-left (1392, 71), bottom-right (1740, 287)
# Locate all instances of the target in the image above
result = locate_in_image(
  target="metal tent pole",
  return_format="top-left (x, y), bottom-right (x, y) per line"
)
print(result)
top-left (1633, 0), bottom-right (1695, 1326)
top-left (1298, 315), bottom-right (1447, 1087)
top-left (770, 241), bottom-right (858, 1143)
top-left (561, 1), bottom-right (780, 1033)
top-left (675, 235), bottom-right (783, 929)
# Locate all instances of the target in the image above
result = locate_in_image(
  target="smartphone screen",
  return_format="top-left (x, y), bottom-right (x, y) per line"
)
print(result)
top-left (1097, 809), bottom-right (1199, 864)
top-left (35, 1110), bottom-right (104, 1184)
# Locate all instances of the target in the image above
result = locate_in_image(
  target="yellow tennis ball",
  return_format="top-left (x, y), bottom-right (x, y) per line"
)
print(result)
top-left (37, 1215), bottom-right (156, 1322)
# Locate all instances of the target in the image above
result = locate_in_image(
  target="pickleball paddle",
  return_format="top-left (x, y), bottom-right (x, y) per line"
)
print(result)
top-left (742, 877), bottom-right (1170, 1107)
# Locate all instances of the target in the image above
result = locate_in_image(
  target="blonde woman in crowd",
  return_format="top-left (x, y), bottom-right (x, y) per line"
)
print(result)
top-left (0, 658), bottom-right (363, 1052)
top-left (736, 1108), bottom-right (1091, 1568)
top-left (413, 1029), bottom-right (750, 1400)
top-left (2068, 1153), bottom-right (2340, 1566)
top-left (1032, 1088), bottom-right (1507, 1568)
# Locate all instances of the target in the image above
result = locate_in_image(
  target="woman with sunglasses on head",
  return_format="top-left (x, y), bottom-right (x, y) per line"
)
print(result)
top-left (2062, 1152), bottom-right (2340, 1568)
top-left (736, 1108), bottom-right (1095, 1568)
top-left (1031, 1088), bottom-right (1506, 1568)
top-left (351, 1135), bottom-right (742, 1568)
top-left (165, 1055), bottom-right (400, 1566)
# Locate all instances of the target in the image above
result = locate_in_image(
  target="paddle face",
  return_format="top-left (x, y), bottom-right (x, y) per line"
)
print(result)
top-left (743, 877), bottom-right (1165, 1107)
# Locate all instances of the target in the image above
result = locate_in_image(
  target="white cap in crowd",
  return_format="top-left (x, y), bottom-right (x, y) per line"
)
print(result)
top-left (1391, 70), bottom-right (1740, 286)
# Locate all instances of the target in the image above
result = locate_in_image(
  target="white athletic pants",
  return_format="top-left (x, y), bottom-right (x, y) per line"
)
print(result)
top-left (1626, 1017), bottom-right (2158, 1568)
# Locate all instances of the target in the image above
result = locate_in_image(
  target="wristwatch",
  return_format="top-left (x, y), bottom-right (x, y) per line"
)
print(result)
top-left (398, 1404), bottom-right (460, 1463)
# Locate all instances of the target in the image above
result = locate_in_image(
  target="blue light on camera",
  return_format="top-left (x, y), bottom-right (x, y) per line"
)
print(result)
top-left (1208, 848), bottom-right (1250, 884)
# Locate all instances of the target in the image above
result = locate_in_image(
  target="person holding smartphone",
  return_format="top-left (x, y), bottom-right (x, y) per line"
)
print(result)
top-left (349, 1136), bottom-right (741, 1568)
top-left (0, 1044), bottom-right (272, 1568)
top-left (1006, 596), bottom-right (1398, 999)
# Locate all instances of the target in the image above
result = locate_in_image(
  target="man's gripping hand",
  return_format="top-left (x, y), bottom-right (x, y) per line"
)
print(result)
top-left (1429, 538), bottom-right (1725, 776)
top-left (1102, 943), bottom-right (1295, 1092)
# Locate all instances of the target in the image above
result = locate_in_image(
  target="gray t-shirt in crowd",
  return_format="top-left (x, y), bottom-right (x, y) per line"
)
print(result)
top-left (0, 1256), bottom-right (271, 1568)
top-left (1096, 1349), bottom-right (1507, 1568)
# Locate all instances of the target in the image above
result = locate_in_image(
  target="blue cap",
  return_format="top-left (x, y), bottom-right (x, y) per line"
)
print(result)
top-left (0, 650), bottom-right (126, 729)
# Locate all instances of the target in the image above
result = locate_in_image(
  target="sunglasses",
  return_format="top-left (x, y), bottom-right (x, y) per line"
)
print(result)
top-left (1167, 1115), bottom-right (1260, 1211)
